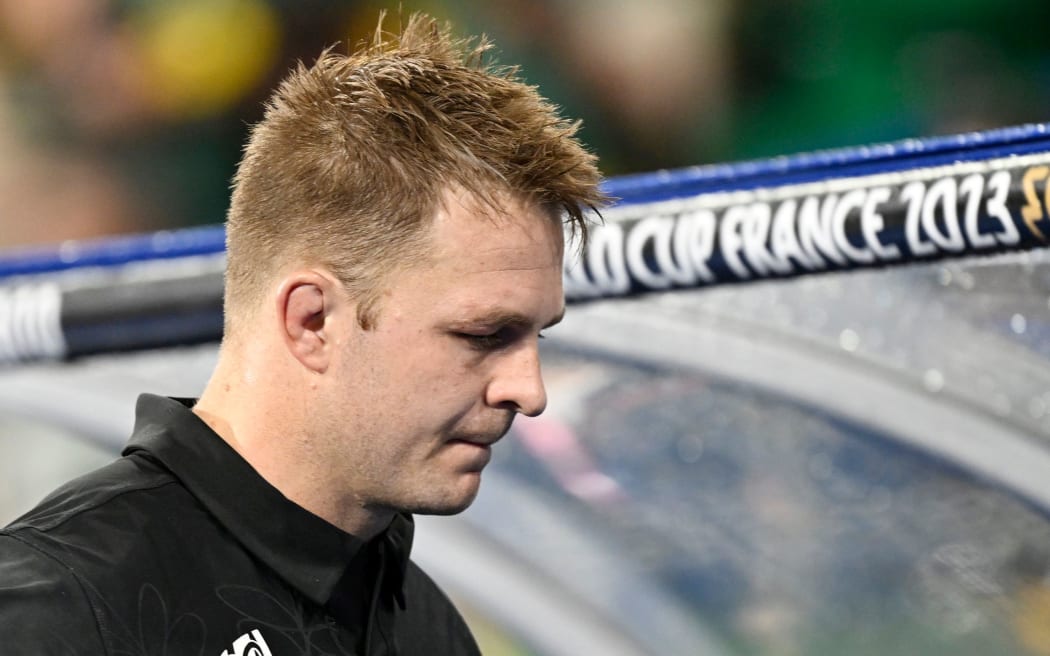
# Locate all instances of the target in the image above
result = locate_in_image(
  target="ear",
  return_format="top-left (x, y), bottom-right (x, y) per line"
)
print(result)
top-left (276, 271), bottom-right (338, 374)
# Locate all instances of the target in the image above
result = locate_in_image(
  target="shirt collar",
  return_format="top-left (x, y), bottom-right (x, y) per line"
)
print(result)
top-left (122, 394), bottom-right (414, 607)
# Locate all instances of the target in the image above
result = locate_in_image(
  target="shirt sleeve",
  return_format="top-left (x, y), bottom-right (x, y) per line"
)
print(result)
top-left (0, 533), bottom-right (108, 656)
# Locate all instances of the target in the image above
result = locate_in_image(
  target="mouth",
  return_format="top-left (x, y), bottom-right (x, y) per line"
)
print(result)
top-left (447, 414), bottom-right (514, 449)
top-left (447, 436), bottom-right (496, 451)
top-left (445, 437), bottom-right (495, 472)
top-left (445, 422), bottom-right (510, 463)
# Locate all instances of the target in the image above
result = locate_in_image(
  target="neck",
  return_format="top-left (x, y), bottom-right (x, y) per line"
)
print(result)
top-left (193, 347), bottom-right (392, 541)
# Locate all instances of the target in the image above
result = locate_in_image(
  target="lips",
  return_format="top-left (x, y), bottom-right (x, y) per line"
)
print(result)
top-left (447, 435), bottom-right (498, 449)
top-left (449, 438), bottom-right (492, 450)
top-left (447, 414), bottom-right (514, 448)
top-left (445, 437), bottom-right (495, 472)
top-left (445, 422), bottom-right (509, 466)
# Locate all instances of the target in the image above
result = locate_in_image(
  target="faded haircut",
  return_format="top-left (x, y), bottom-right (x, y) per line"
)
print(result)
top-left (223, 12), bottom-right (606, 335)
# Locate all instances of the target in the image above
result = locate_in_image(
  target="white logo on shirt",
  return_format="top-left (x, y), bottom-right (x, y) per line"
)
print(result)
top-left (221, 629), bottom-right (273, 656)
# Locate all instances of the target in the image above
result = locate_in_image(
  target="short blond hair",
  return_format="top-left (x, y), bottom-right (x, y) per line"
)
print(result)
top-left (224, 13), bottom-right (605, 333)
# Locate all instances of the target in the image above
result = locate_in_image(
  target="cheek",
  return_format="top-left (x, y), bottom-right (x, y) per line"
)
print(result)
top-left (406, 360), bottom-right (493, 428)
top-left (412, 364), bottom-right (479, 404)
top-left (351, 329), bottom-right (490, 415)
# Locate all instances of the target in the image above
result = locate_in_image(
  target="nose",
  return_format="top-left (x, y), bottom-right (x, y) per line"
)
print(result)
top-left (485, 342), bottom-right (548, 416)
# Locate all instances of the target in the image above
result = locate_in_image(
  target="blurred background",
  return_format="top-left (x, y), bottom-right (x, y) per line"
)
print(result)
top-left (1, 0), bottom-right (1049, 247)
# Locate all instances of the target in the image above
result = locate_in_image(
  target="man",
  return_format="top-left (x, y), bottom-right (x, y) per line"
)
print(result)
top-left (0, 13), bottom-right (604, 655)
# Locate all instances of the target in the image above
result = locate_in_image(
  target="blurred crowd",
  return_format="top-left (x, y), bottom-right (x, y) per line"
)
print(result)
top-left (1, 0), bottom-right (1048, 248)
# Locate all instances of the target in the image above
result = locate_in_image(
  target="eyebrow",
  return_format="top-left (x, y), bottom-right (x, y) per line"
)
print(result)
top-left (454, 306), bottom-right (566, 331)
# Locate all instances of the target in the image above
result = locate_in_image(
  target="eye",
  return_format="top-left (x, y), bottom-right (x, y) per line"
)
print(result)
top-left (458, 331), bottom-right (510, 351)
top-left (456, 326), bottom-right (547, 352)
top-left (454, 323), bottom-right (548, 352)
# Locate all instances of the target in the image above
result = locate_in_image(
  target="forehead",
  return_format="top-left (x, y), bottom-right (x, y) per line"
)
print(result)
top-left (426, 190), bottom-right (565, 273)
top-left (371, 188), bottom-right (566, 326)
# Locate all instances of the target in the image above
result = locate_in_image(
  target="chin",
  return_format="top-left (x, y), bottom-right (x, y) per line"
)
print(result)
top-left (419, 504), bottom-right (472, 517)
top-left (410, 477), bottom-right (482, 516)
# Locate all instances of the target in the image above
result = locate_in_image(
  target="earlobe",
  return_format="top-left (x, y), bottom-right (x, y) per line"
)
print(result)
top-left (277, 273), bottom-right (333, 373)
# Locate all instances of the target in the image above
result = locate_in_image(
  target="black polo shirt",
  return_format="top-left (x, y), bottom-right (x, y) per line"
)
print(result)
top-left (0, 394), bottom-right (480, 655)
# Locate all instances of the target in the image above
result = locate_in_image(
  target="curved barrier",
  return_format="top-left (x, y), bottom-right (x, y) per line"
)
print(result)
top-left (3, 122), bottom-right (1050, 362)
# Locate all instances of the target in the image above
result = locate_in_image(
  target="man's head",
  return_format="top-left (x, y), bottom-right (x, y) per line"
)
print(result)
top-left (204, 14), bottom-right (605, 533)
top-left (223, 13), bottom-right (605, 336)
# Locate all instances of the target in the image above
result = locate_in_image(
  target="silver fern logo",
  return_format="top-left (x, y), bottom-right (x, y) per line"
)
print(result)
top-left (220, 629), bottom-right (273, 656)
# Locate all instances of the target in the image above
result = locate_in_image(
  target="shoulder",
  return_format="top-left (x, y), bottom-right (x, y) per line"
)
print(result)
top-left (6, 454), bottom-right (175, 530)
top-left (0, 532), bottom-right (106, 654)
top-left (0, 453), bottom-right (202, 653)
top-left (0, 453), bottom-right (231, 654)
top-left (1, 450), bottom-right (229, 584)
top-left (3, 453), bottom-right (186, 560)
